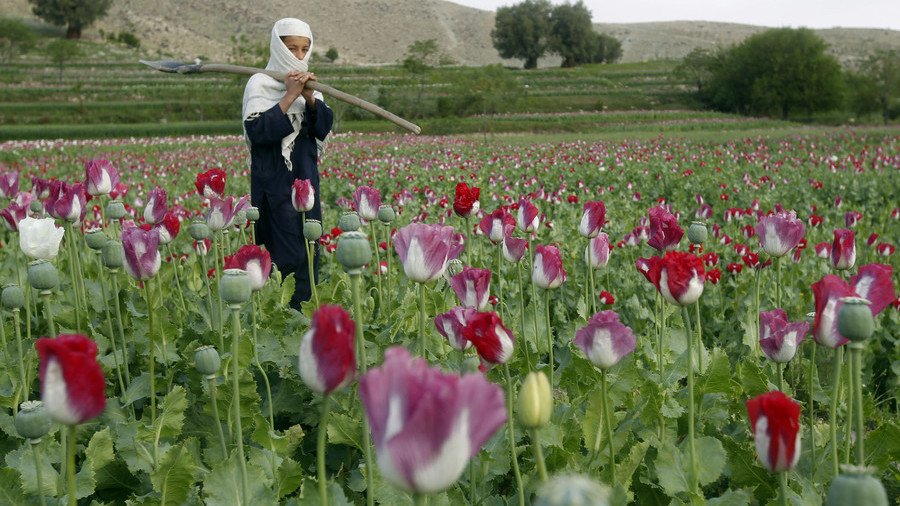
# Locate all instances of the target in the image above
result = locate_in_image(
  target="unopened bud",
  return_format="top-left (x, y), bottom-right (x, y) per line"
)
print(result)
top-left (336, 231), bottom-right (372, 273)
top-left (518, 371), bottom-right (552, 429)
top-left (837, 297), bottom-right (874, 342)
top-left (194, 345), bottom-right (221, 377)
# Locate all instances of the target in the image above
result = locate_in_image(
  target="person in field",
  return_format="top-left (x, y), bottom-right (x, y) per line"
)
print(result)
top-left (242, 18), bottom-right (333, 311)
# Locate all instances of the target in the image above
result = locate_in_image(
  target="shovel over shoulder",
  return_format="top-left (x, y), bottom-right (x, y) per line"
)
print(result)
top-left (140, 60), bottom-right (421, 134)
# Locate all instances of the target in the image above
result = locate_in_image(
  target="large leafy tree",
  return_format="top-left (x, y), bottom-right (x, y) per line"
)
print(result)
top-left (0, 18), bottom-right (37, 62)
top-left (29, 0), bottom-right (112, 39)
top-left (491, 0), bottom-right (552, 69)
top-left (549, 1), bottom-right (595, 67)
top-left (851, 50), bottom-right (900, 124)
top-left (702, 28), bottom-right (843, 119)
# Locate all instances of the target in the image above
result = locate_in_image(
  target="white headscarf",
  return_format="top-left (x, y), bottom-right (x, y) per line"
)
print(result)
top-left (242, 18), bottom-right (326, 170)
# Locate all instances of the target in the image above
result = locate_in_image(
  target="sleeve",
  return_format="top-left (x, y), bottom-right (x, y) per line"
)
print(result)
top-left (306, 99), bottom-right (334, 141)
top-left (244, 104), bottom-right (294, 146)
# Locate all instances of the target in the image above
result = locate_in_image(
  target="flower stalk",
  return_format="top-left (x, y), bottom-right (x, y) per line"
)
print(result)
top-left (502, 363), bottom-right (525, 506)
top-left (348, 272), bottom-right (375, 506)
top-left (681, 306), bottom-right (699, 496)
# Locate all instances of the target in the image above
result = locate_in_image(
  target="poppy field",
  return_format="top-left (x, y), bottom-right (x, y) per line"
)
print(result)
top-left (0, 131), bottom-right (898, 505)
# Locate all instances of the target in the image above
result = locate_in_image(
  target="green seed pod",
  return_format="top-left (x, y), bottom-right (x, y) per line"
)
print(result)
top-left (189, 220), bottom-right (211, 241)
top-left (377, 205), bottom-right (396, 224)
top-left (1, 284), bottom-right (25, 310)
top-left (304, 219), bottom-right (323, 242)
top-left (219, 269), bottom-right (251, 306)
top-left (15, 401), bottom-right (51, 440)
top-left (825, 466), bottom-right (888, 506)
top-left (534, 474), bottom-right (610, 506)
top-left (518, 371), bottom-right (552, 429)
top-left (84, 228), bottom-right (108, 251)
top-left (461, 356), bottom-right (482, 374)
top-left (102, 240), bottom-right (124, 269)
top-left (687, 221), bottom-right (707, 245)
top-left (246, 206), bottom-right (260, 221)
top-left (29, 200), bottom-right (43, 214)
top-left (837, 297), bottom-right (875, 342)
top-left (336, 231), bottom-right (372, 272)
top-left (106, 200), bottom-right (126, 220)
top-left (338, 211), bottom-right (361, 232)
top-left (28, 259), bottom-right (58, 291)
top-left (805, 311), bottom-right (816, 324)
top-left (194, 345), bottom-right (221, 377)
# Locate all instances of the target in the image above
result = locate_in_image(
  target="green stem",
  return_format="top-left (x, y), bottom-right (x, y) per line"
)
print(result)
top-left (13, 310), bottom-right (28, 402)
top-left (851, 345), bottom-right (865, 466)
top-left (167, 244), bottom-right (188, 315)
top-left (601, 369), bottom-right (616, 483)
top-left (694, 301), bottom-right (704, 372)
top-left (777, 363), bottom-right (784, 392)
top-left (251, 296), bottom-right (274, 431)
top-left (463, 217), bottom-right (471, 265)
top-left (545, 288), bottom-right (553, 385)
top-left (99, 267), bottom-right (127, 401)
top-left (808, 341), bottom-right (817, 479)
top-left (528, 241), bottom-right (539, 365)
top-left (830, 346), bottom-right (843, 476)
top-left (681, 305), bottom-right (698, 496)
top-left (143, 281), bottom-right (158, 465)
top-left (206, 376), bottom-right (228, 457)
top-left (413, 493), bottom-right (426, 506)
top-left (775, 255), bottom-right (782, 310)
top-left (199, 253), bottom-right (214, 332)
top-left (370, 221), bottom-right (382, 310)
top-left (350, 273), bottom-right (375, 506)
top-left (64, 224), bottom-right (83, 333)
top-left (529, 428), bottom-right (549, 483)
top-left (657, 292), bottom-right (665, 441)
top-left (418, 282), bottom-right (426, 358)
top-left (779, 471), bottom-right (788, 506)
top-left (754, 269), bottom-right (761, 358)
top-left (502, 363), bottom-right (525, 506)
top-left (230, 307), bottom-right (248, 505)
top-left (66, 425), bottom-right (76, 506)
top-left (843, 351), bottom-right (853, 465)
top-left (496, 244), bottom-right (503, 319)
top-left (318, 395), bottom-right (330, 505)
top-left (110, 272), bottom-right (132, 389)
top-left (40, 292), bottom-right (56, 338)
top-left (384, 224), bottom-right (393, 315)
top-left (588, 260), bottom-right (596, 315)
top-left (216, 230), bottom-right (225, 340)
top-left (31, 440), bottom-right (46, 506)
top-left (515, 262), bottom-right (532, 372)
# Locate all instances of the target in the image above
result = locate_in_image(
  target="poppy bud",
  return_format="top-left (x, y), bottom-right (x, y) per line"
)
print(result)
top-left (28, 259), bottom-right (58, 291)
top-left (534, 474), bottom-right (610, 506)
top-left (15, 400), bottom-right (51, 441)
top-left (461, 356), bottom-right (481, 374)
top-left (303, 219), bottom-right (323, 242)
top-left (102, 240), bottom-right (124, 269)
top-left (245, 206), bottom-right (260, 222)
top-left (194, 345), bottom-right (221, 377)
top-left (825, 466), bottom-right (888, 506)
top-left (687, 221), bottom-right (707, 245)
top-left (518, 371), bottom-right (552, 429)
top-left (1, 284), bottom-right (25, 310)
top-left (29, 200), bottom-right (43, 214)
top-left (106, 199), bottom-right (126, 220)
top-left (338, 211), bottom-right (361, 232)
top-left (377, 204), bottom-right (396, 223)
top-left (189, 220), bottom-right (211, 240)
top-left (336, 231), bottom-right (372, 273)
top-left (836, 297), bottom-right (874, 342)
top-left (219, 269), bottom-right (251, 306)
top-left (446, 259), bottom-right (464, 278)
top-left (85, 228), bottom-right (107, 250)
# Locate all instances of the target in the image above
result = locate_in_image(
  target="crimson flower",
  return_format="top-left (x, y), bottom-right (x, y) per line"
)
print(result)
top-left (756, 211), bottom-right (805, 257)
top-left (37, 334), bottom-right (106, 425)
top-left (830, 229), bottom-right (855, 270)
top-left (462, 311), bottom-right (515, 364)
top-left (598, 290), bottom-right (615, 305)
top-left (434, 306), bottom-right (477, 350)
top-left (453, 182), bottom-right (480, 218)
top-left (292, 179), bottom-right (315, 213)
top-left (122, 226), bottom-right (161, 280)
top-left (648, 205), bottom-right (683, 251)
top-left (746, 391), bottom-right (801, 473)
top-left (393, 223), bottom-right (458, 283)
top-left (194, 168), bottom-right (226, 198)
top-left (143, 186), bottom-right (167, 225)
top-left (84, 159), bottom-right (119, 196)
top-left (532, 244), bottom-right (566, 289)
top-left (298, 305), bottom-right (356, 395)
top-left (479, 208), bottom-right (515, 244)
top-left (231, 244), bottom-right (273, 291)
top-left (655, 251), bottom-right (705, 306)
top-left (156, 212), bottom-right (180, 245)
top-left (578, 200), bottom-right (606, 238)
top-left (517, 198), bottom-right (540, 233)
top-left (574, 310), bottom-right (636, 369)
top-left (353, 185), bottom-right (381, 222)
top-left (450, 266), bottom-right (491, 310)
top-left (0, 171), bottom-right (19, 198)
top-left (759, 309), bottom-right (808, 363)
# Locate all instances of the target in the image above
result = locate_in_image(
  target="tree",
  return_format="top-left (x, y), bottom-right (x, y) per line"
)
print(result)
top-left (674, 48), bottom-right (717, 93)
top-left (402, 39), bottom-right (454, 118)
top-left (46, 38), bottom-right (81, 83)
top-left (701, 28), bottom-right (844, 119)
top-left (856, 50), bottom-right (900, 124)
top-left (29, 0), bottom-right (112, 39)
top-left (591, 32), bottom-right (622, 63)
top-left (549, 1), bottom-right (595, 67)
top-left (0, 18), bottom-right (36, 63)
top-left (491, 0), bottom-right (552, 69)
top-left (325, 47), bottom-right (339, 63)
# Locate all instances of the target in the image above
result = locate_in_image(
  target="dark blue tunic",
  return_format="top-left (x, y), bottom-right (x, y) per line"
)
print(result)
top-left (244, 100), bottom-right (333, 310)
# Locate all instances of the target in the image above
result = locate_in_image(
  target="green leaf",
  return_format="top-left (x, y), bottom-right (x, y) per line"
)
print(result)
top-left (75, 427), bottom-right (115, 498)
top-left (152, 385), bottom-right (188, 440)
top-left (615, 440), bottom-right (649, 492)
top-left (203, 455), bottom-right (276, 506)
top-left (150, 443), bottom-right (199, 506)
top-left (280, 273), bottom-right (296, 307)
top-left (326, 412), bottom-right (362, 450)
top-left (695, 436), bottom-right (726, 486)
top-left (295, 478), bottom-right (354, 505)
top-left (738, 360), bottom-right (769, 397)
top-left (0, 468), bottom-right (26, 504)
top-left (122, 372), bottom-right (151, 405)
top-left (707, 488), bottom-right (754, 506)
top-left (654, 441), bottom-right (690, 496)
top-left (4, 440), bottom-right (59, 497)
top-left (699, 348), bottom-right (735, 396)
top-left (865, 419), bottom-right (900, 470)
top-left (581, 388), bottom-right (604, 453)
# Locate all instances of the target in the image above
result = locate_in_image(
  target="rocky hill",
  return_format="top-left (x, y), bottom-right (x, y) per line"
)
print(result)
top-left (3, 0), bottom-right (899, 65)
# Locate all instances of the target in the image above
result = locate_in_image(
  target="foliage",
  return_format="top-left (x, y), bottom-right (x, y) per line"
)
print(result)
top-left (0, 18), bottom-right (37, 63)
top-left (491, 0), bottom-right (553, 69)
top-left (674, 48), bottom-right (717, 93)
top-left (549, 1), bottom-right (595, 68)
top-left (589, 32), bottom-right (622, 64)
top-left (230, 34), bottom-right (268, 67)
top-left (846, 50), bottom-right (900, 124)
top-left (325, 47), bottom-right (339, 63)
top-left (45, 38), bottom-right (81, 83)
top-left (699, 28), bottom-right (845, 119)
top-left (28, 0), bottom-right (113, 39)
